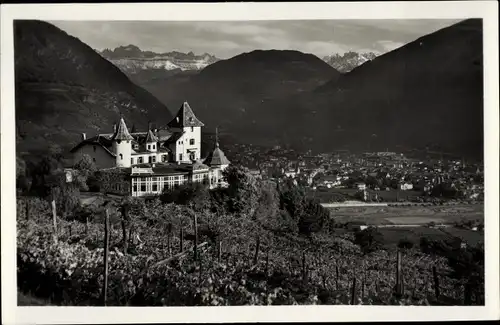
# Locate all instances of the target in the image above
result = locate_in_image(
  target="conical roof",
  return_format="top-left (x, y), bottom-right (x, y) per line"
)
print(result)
top-left (111, 118), bottom-right (134, 141)
top-left (145, 129), bottom-right (158, 143)
top-left (204, 142), bottom-right (230, 166)
top-left (167, 101), bottom-right (204, 128)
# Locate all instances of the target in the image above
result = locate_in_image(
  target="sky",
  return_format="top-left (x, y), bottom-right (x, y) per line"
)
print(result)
top-left (50, 19), bottom-right (463, 59)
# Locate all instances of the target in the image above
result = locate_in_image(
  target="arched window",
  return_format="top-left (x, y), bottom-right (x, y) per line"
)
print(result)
top-left (120, 153), bottom-right (123, 160)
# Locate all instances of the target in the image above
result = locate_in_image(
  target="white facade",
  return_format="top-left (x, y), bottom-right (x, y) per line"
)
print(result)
top-left (171, 126), bottom-right (202, 162)
top-left (113, 139), bottom-right (132, 168)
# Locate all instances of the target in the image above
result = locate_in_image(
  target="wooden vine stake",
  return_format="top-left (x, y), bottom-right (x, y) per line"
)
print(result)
top-left (253, 236), bottom-right (260, 265)
top-left (120, 203), bottom-right (130, 255)
top-left (432, 266), bottom-right (440, 300)
top-left (51, 199), bottom-right (58, 244)
top-left (217, 239), bottom-right (222, 263)
top-left (302, 251), bottom-right (308, 285)
top-left (265, 249), bottom-right (270, 276)
top-left (193, 214), bottom-right (198, 261)
top-left (395, 250), bottom-right (404, 296)
top-left (179, 227), bottom-right (184, 253)
top-left (463, 282), bottom-right (472, 305)
top-left (102, 208), bottom-right (111, 306)
top-left (335, 265), bottom-right (340, 290)
top-left (362, 263), bottom-right (366, 299)
top-left (25, 197), bottom-right (30, 221)
top-left (166, 223), bottom-right (172, 256)
top-left (350, 277), bottom-right (357, 305)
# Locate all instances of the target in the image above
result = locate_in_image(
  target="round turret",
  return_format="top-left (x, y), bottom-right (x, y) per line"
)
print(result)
top-left (111, 118), bottom-right (134, 168)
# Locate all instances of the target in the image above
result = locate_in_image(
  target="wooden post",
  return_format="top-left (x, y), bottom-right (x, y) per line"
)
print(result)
top-left (396, 250), bottom-right (403, 296)
top-left (51, 199), bottom-right (58, 244)
top-left (120, 203), bottom-right (130, 255)
top-left (102, 208), bottom-right (110, 306)
top-left (166, 223), bottom-right (172, 256)
top-left (335, 265), bottom-right (340, 290)
top-left (68, 224), bottom-right (72, 237)
top-left (265, 249), bottom-right (270, 276)
top-left (302, 251), bottom-right (307, 285)
top-left (128, 226), bottom-right (133, 246)
top-left (464, 282), bottom-right (472, 305)
top-left (217, 240), bottom-right (222, 262)
top-left (253, 236), bottom-right (260, 265)
top-left (193, 214), bottom-right (198, 261)
top-left (180, 227), bottom-right (184, 253)
top-left (350, 277), bottom-right (357, 305)
top-left (362, 271), bottom-right (366, 299)
top-left (413, 275), bottom-right (418, 298)
top-left (25, 198), bottom-right (30, 221)
top-left (432, 266), bottom-right (440, 300)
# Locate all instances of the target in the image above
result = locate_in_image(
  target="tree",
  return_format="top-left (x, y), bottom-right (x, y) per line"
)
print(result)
top-left (51, 181), bottom-right (81, 219)
top-left (29, 155), bottom-right (63, 197)
top-left (278, 183), bottom-right (331, 235)
top-left (223, 165), bottom-right (259, 216)
top-left (16, 155), bottom-right (31, 194)
top-left (354, 227), bottom-right (384, 254)
top-left (252, 180), bottom-right (281, 229)
top-left (297, 198), bottom-right (330, 236)
top-left (160, 182), bottom-right (210, 211)
top-left (73, 154), bottom-right (97, 191)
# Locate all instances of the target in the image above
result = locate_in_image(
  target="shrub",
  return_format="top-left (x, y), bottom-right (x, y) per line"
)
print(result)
top-left (398, 237), bottom-right (415, 250)
top-left (354, 227), bottom-right (384, 254)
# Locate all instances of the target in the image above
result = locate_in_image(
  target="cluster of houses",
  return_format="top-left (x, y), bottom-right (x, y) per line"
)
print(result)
top-left (225, 147), bottom-right (483, 202)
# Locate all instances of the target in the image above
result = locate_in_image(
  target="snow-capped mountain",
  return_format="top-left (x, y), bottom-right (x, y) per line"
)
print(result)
top-left (322, 51), bottom-right (377, 73)
top-left (98, 45), bottom-right (220, 74)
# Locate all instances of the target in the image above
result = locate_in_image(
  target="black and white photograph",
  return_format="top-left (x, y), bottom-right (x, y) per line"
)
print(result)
top-left (1, 1), bottom-right (499, 323)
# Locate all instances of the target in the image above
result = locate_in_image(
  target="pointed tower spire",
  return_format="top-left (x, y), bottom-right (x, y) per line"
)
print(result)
top-left (111, 117), bottom-right (134, 141)
top-left (167, 101), bottom-right (204, 128)
top-left (215, 127), bottom-right (219, 148)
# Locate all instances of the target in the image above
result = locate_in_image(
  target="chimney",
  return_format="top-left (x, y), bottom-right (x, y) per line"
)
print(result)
top-left (81, 133), bottom-right (86, 141)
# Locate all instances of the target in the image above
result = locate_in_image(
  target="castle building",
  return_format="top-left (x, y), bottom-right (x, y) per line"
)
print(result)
top-left (70, 101), bottom-right (230, 197)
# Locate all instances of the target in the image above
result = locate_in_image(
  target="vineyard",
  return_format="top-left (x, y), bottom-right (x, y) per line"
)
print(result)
top-left (17, 194), bottom-right (484, 306)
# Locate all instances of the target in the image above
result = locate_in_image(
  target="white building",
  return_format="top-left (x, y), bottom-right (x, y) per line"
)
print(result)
top-left (400, 183), bottom-right (414, 191)
top-left (70, 101), bottom-right (230, 196)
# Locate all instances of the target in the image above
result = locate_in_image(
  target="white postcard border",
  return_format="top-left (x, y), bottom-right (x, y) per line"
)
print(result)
top-left (1, 1), bottom-right (498, 324)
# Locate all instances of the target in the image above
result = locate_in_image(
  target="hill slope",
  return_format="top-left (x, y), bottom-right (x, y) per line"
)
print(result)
top-left (279, 19), bottom-right (483, 158)
top-left (137, 49), bottom-right (340, 144)
top-left (14, 20), bottom-right (172, 157)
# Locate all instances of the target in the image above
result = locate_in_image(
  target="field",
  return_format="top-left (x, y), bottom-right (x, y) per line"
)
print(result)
top-left (329, 204), bottom-right (484, 248)
top-left (329, 204), bottom-right (484, 226)
top-left (308, 188), bottom-right (424, 203)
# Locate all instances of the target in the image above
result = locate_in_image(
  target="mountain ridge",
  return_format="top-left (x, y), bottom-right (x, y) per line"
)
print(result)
top-left (15, 20), bottom-right (172, 158)
top-left (98, 45), bottom-right (220, 74)
top-left (136, 49), bottom-right (341, 141)
top-left (279, 18), bottom-right (483, 158)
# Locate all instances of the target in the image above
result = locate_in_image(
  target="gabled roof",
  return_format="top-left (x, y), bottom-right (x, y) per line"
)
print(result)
top-left (164, 132), bottom-right (185, 145)
top-left (111, 118), bottom-right (134, 141)
top-left (204, 143), bottom-right (230, 166)
top-left (145, 129), bottom-right (158, 143)
top-left (167, 101), bottom-right (204, 128)
top-left (69, 135), bottom-right (116, 157)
